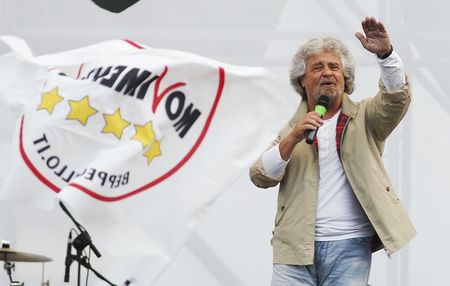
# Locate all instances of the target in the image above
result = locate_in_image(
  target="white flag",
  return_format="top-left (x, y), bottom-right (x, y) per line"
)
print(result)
top-left (0, 36), bottom-right (297, 285)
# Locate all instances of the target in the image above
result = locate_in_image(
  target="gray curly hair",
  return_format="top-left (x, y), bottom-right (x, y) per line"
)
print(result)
top-left (289, 37), bottom-right (355, 100)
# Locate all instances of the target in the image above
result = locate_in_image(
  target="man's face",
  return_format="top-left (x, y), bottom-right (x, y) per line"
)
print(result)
top-left (300, 50), bottom-right (345, 105)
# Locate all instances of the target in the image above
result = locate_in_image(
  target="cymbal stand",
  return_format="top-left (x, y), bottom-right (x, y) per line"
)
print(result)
top-left (41, 262), bottom-right (50, 286)
top-left (3, 261), bottom-right (24, 286)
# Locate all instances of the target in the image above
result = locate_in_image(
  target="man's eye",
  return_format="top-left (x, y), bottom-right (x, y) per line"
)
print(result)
top-left (330, 65), bottom-right (340, 71)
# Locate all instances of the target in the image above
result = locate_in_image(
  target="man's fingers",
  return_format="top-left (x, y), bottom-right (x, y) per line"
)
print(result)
top-left (362, 17), bottom-right (386, 34)
top-left (304, 124), bottom-right (319, 132)
top-left (304, 115), bottom-right (323, 128)
top-left (355, 32), bottom-right (368, 47)
top-left (366, 16), bottom-right (378, 30)
top-left (377, 22), bottom-right (387, 33)
top-left (361, 21), bottom-right (370, 34)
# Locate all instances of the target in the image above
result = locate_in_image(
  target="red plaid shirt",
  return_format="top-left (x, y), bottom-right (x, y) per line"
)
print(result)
top-left (313, 112), bottom-right (350, 160)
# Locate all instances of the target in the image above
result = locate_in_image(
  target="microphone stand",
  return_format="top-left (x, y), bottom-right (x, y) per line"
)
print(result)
top-left (60, 201), bottom-right (101, 258)
top-left (60, 200), bottom-right (118, 286)
top-left (66, 250), bottom-right (117, 286)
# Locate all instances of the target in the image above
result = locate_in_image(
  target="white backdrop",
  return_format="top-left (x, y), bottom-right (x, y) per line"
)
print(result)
top-left (1, 0), bottom-right (449, 285)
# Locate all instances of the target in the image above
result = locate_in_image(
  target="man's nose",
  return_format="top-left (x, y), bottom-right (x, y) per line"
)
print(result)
top-left (322, 66), bottom-right (333, 76)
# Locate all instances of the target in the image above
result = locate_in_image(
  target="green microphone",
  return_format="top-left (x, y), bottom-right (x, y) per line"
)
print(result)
top-left (305, 95), bottom-right (329, 144)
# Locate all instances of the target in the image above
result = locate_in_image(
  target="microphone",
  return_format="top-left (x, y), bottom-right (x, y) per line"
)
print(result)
top-left (305, 95), bottom-right (329, 144)
top-left (64, 232), bottom-right (73, 282)
top-left (73, 230), bottom-right (102, 258)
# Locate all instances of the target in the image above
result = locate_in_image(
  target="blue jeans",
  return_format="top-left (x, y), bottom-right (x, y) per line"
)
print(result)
top-left (271, 237), bottom-right (373, 286)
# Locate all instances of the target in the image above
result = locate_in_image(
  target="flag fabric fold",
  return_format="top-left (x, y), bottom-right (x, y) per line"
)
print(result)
top-left (0, 36), bottom-right (298, 285)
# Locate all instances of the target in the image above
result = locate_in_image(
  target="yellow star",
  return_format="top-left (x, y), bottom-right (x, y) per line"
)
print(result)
top-left (131, 121), bottom-right (157, 148)
top-left (66, 96), bottom-right (97, 126)
top-left (143, 140), bottom-right (162, 165)
top-left (102, 109), bottom-right (130, 139)
top-left (37, 87), bottom-right (64, 113)
top-left (131, 121), bottom-right (162, 164)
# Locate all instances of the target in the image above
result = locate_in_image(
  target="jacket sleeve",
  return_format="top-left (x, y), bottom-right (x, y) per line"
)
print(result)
top-left (249, 122), bottom-right (293, 189)
top-left (365, 76), bottom-right (412, 142)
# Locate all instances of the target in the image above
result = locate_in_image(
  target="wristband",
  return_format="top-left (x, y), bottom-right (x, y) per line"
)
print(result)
top-left (377, 45), bottom-right (394, 60)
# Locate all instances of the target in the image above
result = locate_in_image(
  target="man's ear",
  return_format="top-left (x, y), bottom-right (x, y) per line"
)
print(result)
top-left (299, 77), bottom-right (305, 89)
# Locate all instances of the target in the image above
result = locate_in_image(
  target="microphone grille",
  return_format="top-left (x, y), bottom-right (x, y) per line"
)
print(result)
top-left (317, 95), bottom-right (329, 108)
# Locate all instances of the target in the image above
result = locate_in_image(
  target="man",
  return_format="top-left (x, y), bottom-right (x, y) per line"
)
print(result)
top-left (250, 17), bottom-right (416, 286)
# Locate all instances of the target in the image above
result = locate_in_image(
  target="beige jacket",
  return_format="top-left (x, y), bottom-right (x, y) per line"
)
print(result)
top-left (250, 80), bottom-right (416, 265)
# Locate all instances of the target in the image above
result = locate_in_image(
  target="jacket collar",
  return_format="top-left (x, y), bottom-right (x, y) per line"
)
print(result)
top-left (340, 93), bottom-right (359, 118)
top-left (292, 93), bottom-right (359, 122)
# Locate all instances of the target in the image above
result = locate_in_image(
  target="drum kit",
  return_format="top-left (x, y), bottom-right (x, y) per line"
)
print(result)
top-left (1, 240), bottom-right (51, 286)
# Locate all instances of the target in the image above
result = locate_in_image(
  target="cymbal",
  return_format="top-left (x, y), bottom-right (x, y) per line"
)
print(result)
top-left (0, 247), bottom-right (52, 263)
